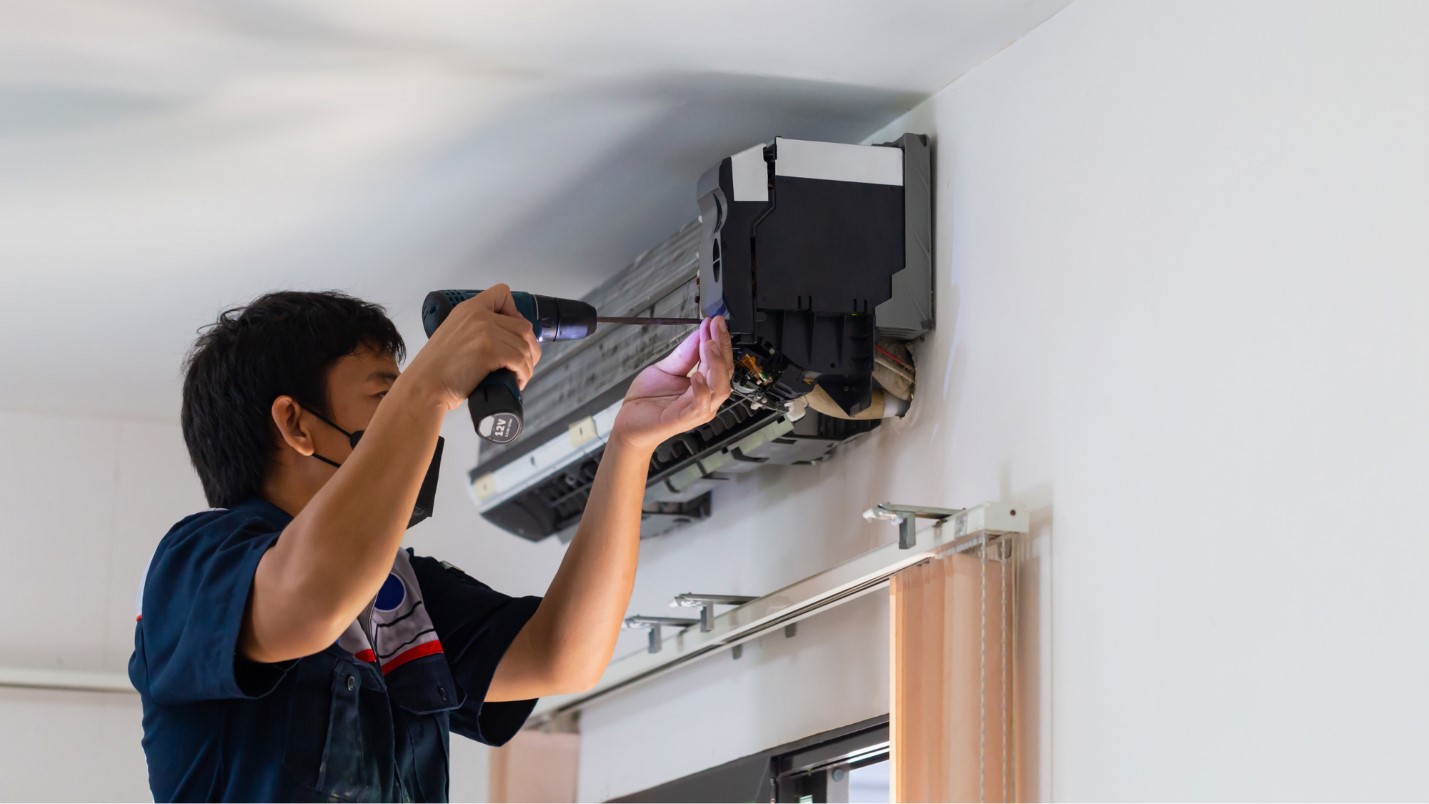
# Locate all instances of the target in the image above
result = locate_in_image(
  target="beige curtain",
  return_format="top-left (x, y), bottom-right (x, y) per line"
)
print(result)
top-left (891, 541), bottom-right (1016, 803)
top-left (488, 728), bottom-right (580, 803)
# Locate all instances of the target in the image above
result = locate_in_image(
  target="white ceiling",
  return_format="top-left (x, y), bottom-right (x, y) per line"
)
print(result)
top-left (0, 0), bottom-right (1070, 421)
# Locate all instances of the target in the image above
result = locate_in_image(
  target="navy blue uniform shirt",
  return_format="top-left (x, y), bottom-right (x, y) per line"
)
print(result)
top-left (129, 497), bottom-right (543, 802)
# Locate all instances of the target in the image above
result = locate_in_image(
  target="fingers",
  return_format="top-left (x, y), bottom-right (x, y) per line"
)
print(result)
top-left (457, 287), bottom-right (541, 389)
top-left (474, 283), bottom-right (521, 319)
top-left (466, 287), bottom-right (540, 363)
top-left (485, 324), bottom-right (537, 388)
top-left (677, 352), bottom-right (726, 423)
top-left (660, 317), bottom-right (732, 425)
top-left (666, 370), bottom-right (711, 423)
top-left (655, 322), bottom-right (704, 376)
top-left (489, 308), bottom-right (542, 360)
top-left (698, 325), bottom-right (716, 383)
top-left (699, 317), bottom-right (734, 401)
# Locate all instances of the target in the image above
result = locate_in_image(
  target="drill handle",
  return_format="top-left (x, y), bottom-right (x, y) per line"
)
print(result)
top-left (420, 289), bottom-right (536, 445)
top-left (468, 370), bottom-right (524, 443)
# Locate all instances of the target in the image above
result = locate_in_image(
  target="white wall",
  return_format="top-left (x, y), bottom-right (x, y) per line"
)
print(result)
top-left (573, 0), bottom-right (1429, 800)
top-left (0, 412), bottom-right (201, 800)
top-left (0, 687), bottom-right (150, 801)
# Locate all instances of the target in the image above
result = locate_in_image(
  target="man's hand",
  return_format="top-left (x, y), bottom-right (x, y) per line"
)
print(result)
top-left (488, 316), bottom-right (734, 701)
top-left (401, 284), bottom-right (542, 412)
top-left (611, 316), bottom-right (734, 453)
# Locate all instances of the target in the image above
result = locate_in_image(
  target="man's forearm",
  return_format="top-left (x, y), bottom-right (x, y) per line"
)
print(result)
top-left (488, 316), bottom-right (730, 698)
top-left (250, 376), bottom-right (447, 658)
top-left (527, 438), bottom-right (653, 687)
top-left (289, 377), bottom-right (445, 609)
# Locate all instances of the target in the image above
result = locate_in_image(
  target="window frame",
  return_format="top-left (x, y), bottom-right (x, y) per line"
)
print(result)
top-left (773, 721), bottom-right (890, 803)
top-left (611, 715), bottom-right (890, 803)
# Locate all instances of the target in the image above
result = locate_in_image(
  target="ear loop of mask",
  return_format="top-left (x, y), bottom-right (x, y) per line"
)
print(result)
top-left (298, 402), bottom-right (362, 469)
top-left (294, 397), bottom-right (445, 529)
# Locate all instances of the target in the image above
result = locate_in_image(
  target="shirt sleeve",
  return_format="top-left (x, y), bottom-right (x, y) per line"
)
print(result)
top-left (408, 551), bottom-right (544, 746)
top-left (137, 512), bottom-right (296, 705)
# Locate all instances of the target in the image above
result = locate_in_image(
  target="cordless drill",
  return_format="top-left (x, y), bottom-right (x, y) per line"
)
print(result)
top-left (422, 290), bottom-right (599, 444)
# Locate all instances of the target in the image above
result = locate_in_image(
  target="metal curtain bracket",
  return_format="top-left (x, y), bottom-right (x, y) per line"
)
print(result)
top-left (623, 615), bottom-right (702, 654)
top-left (671, 593), bottom-right (758, 632)
top-left (862, 502), bottom-right (964, 549)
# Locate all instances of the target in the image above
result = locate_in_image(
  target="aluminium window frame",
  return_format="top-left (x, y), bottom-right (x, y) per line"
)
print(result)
top-left (611, 715), bottom-right (889, 804)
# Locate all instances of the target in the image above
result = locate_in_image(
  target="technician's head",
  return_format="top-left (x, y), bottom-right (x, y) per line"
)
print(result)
top-left (181, 291), bottom-right (405, 508)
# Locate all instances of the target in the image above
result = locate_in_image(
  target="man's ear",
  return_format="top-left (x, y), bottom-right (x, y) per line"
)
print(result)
top-left (270, 395), bottom-right (316, 458)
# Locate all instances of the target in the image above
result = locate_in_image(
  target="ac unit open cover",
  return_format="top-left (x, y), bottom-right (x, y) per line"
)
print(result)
top-left (468, 133), bottom-right (932, 543)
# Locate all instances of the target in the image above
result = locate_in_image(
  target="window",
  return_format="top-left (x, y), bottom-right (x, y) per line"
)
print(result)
top-left (611, 716), bottom-right (889, 803)
top-left (773, 722), bottom-right (889, 804)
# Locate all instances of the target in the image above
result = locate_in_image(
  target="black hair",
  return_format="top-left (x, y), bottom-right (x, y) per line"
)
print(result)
top-left (181, 290), bottom-right (406, 507)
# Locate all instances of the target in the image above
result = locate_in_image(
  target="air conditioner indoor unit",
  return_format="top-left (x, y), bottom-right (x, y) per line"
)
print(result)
top-left (469, 133), bottom-right (932, 542)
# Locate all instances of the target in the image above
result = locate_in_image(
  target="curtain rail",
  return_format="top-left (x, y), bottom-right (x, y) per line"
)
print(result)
top-left (529, 501), bottom-right (1027, 722)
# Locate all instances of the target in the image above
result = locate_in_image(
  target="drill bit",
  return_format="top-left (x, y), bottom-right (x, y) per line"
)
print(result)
top-left (596, 316), bottom-right (704, 326)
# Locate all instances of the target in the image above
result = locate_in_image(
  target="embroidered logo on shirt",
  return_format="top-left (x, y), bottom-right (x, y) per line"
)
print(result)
top-left (338, 549), bottom-right (443, 674)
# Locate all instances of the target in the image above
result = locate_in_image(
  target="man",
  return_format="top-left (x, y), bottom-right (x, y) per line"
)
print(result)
top-left (129, 286), bottom-right (734, 801)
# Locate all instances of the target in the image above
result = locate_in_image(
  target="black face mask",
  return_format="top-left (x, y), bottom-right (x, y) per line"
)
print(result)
top-left (303, 406), bottom-right (444, 530)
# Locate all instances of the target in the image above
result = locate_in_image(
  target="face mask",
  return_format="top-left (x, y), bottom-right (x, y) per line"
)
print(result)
top-left (303, 405), bottom-right (444, 530)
